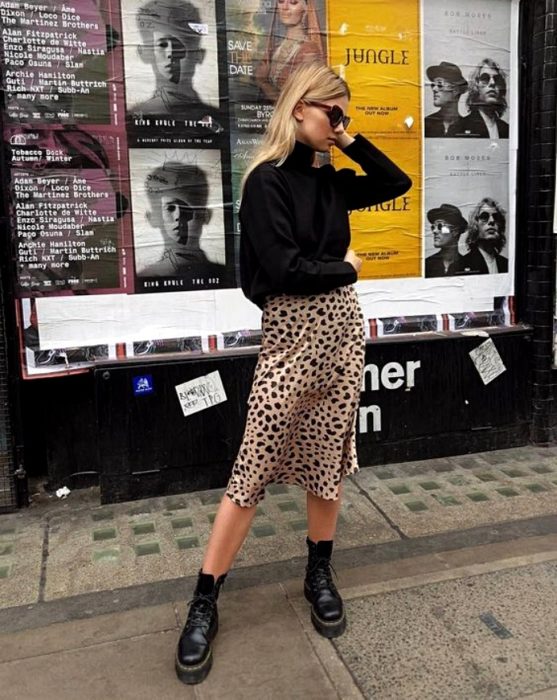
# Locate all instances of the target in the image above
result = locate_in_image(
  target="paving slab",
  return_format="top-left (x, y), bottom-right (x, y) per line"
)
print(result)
top-left (0, 509), bottom-right (43, 607)
top-left (354, 451), bottom-right (557, 537)
top-left (1, 445), bottom-right (557, 610)
top-left (191, 583), bottom-right (340, 700)
top-left (332, 562), bottom-right (557, 700)
top-left (43, 478), bottom-right (395, 602)
top-left (0, 526), bottom-right (556, 700)
top-left (0, 629), bottom-right (195, 700)
top-left (0, 583), bottom-right (340, 700)
top-left (0, 603), bottom-right (177, 663)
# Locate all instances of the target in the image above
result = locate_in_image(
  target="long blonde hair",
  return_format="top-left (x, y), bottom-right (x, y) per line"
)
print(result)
top-left (241, 63), bottom-right (350, 193)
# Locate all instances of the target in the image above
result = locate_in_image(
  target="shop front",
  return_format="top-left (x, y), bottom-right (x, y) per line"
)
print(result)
top-left (0, 0), bottom-right (554, 507)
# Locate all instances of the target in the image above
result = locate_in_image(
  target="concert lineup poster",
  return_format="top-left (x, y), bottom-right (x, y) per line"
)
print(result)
top-left (5, 124), bottom-right (133, 295)
top-left (0, 0), bottom-right (123, 126)
top-left (121, 0), bottom-right (228, 148)
top-left (327, 0), bottom-right (423, 280)
top-left (129, 147), bottom-right (229, 293)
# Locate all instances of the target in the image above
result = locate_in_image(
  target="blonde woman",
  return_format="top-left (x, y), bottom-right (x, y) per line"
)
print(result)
top-left (175, 62), bottom-right (412, 685)
top-left (255, 0), bottom-right (325, 101)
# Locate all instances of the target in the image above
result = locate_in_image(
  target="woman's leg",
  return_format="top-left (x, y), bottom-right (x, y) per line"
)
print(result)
top-left (306, 483), bottom-right (343, 542)
top-left (304, 484), bottom-right (346, 638)
top-left (176, 494), bottom-right (256, 685)
top-left (201, 494), bottom-right (257, 578)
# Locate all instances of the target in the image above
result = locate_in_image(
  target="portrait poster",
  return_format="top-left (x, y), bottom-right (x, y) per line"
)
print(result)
top-left (129, 148), bottom-right (228, 293)
top-left (424, 142), bottom-right (510, 278)
top-left (225, 0), bottom-right (327, 132)
top-left (121, 0), bottom-right (227, 147)
top-left (327, 0), bottom-right (423, 280)
top-left (423, 0), bottom-right (513, 286)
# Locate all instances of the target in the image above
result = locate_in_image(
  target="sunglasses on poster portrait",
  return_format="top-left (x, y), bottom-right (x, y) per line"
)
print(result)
top-left (430, 221), bottom-right (455, 232)
top-left (477, 72), bottom-right (505, 89)
top-left (476, 210), bottom-right (504, 225)
top-left (430, 79), bottom-right (456, 91)
top-left (303, 101), bottom-right (351, 129)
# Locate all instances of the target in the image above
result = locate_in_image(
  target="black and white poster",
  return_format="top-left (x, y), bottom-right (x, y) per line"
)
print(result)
top-left (129, 148), bottom-right (227, 292)
top-left (121, 0), bottom-right (226, 146)
top-left (423, 0), bottom-right (513, 284)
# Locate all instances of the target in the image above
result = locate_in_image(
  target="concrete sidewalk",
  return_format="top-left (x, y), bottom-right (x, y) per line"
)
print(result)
top-left (1, 446), bottom-right (557, 698)
top-left (0, 529), bottom-right (556, 699)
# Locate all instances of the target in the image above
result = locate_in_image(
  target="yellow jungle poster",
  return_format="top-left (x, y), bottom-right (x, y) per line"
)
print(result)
top-left (327, 0), bottom-right (422, 279)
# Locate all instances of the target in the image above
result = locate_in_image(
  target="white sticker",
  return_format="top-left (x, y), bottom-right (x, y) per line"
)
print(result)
top-left (188, 22), bottom-right (208, 35)
top-left (175, 371), bottom-right (227, 417)
top-left (461, 330), bottom-right (490, 338)
top-left (469, 338), bottom-right (506, 386)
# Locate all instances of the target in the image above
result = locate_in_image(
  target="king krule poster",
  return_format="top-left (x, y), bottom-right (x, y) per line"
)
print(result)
top-left (0, 0), bottom-right (518, 378)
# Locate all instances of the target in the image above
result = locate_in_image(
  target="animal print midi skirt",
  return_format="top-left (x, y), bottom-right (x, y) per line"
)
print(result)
top-left (226, 285), bottom-right (365, 508)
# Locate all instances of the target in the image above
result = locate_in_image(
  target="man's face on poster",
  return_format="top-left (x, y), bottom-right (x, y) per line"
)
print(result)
top-left (148, 185), bottom-right (207, 252)
top-left (476, 205), bottom-right (504, 244)
top-left (476, 66), bottom-right (505, 107)
top-left (152, 30), bottom-right (187, 83)
top-left (430, 219), bottom-right (459, 249)
top-left (431, 79), bottom-right (459, 108)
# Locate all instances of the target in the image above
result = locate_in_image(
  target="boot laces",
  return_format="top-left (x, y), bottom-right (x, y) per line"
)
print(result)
top-left (309, 557), bottom-right (338, 590)
top-left (186, 592), bottom-right (216, 628)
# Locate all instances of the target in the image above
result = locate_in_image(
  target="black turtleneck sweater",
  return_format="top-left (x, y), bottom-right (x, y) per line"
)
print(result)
top-left (239, 134), bottom-right (412, 309)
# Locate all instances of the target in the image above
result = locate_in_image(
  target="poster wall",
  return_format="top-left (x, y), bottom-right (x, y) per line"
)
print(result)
top-left (0, 0), bottom-right (518, 378)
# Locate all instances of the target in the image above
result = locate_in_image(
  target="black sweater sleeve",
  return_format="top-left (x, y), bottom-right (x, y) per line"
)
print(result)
top-left (336, 134), bottom-right (412, 210)
top-left (241, 166), bottom-right (357, 294)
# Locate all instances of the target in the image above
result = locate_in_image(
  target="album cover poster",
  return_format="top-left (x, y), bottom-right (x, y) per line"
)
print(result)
top-left (327, 0), bottom-right (422, 280)
top-left (424, 140), bottom-right (510, 280)
top-left (6, 124), bottom-right (133, 295)
top-left (225, 0), bottom-right (327, 133)
top-left (129, 147), bottom-right (229, 292)
top-left (121, 0), bottom-right (227, 147)
top-left (423, 0), bottom-right (512, 140)
top-left (0, 0), bottom-right (123, 126)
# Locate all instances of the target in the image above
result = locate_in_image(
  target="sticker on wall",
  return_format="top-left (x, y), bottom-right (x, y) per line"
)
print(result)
top-left (469, 339), bottom-right (507, 385)
top-left (133, 374), bottom-right (154, 396)
top-left (175, 371), bottom-right (227, 417)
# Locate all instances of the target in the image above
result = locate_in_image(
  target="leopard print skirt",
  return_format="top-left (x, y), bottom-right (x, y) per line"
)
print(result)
top-left (226, 285), bottom-right (365, 508)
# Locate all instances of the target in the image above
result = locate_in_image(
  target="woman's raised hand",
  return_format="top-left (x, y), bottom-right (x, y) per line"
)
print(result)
top-left (332, 131), bottom-right (355, 150)
top-left (344, 249), bottom-right (362, 274)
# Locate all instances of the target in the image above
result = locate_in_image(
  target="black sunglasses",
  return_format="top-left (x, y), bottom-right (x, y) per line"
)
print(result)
top-left (477, 72), bottom-right (505, 89)
top-left (477, 211), bottom-right (504, 225)
top-left (430, 221), bottom-right (455, 232)
top-left (305, 101), bottom-right (351, 129)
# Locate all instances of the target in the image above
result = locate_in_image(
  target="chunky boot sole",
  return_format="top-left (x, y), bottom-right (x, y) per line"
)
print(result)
top-left (175, 649), bottom-right (213, 685)
top-left (304, 584), bottom-right (347, 638)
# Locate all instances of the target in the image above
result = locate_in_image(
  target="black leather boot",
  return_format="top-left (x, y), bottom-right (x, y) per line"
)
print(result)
top-left (175, 570), bottom-right (227, 684)
top-left (304, 537), bottom-right (346, 638)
